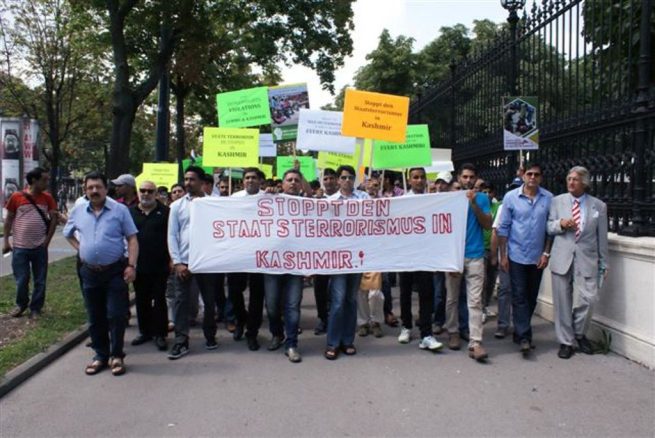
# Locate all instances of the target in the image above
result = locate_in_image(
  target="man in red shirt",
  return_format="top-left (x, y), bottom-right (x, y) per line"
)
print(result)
top-left (3, 167), bottom-right (58, 318)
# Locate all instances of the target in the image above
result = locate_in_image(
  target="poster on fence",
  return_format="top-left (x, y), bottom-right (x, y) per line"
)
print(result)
top-left (503, 96), bottom-right (539, 150)
top-left (189, 192), bottom-right (468, 275)
top-left (269, 83), bottom-right (310, 142)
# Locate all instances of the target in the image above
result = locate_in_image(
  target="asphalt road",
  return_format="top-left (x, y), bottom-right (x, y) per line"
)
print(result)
top-left (1, 289), bottom-right (653, 437)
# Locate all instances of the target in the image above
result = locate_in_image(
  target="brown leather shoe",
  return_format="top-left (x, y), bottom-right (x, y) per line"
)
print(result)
top-left (469, 343), bottom-right (488, 362)
top-left (448, 332), bottom-right (461, 350)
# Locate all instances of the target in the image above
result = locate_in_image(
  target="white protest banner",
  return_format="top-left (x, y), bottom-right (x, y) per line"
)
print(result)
top-left (189, 192), bottom-right (468, 275)
top-left (259, 133), bottom-right (276, 157)
top-left (296, 109), bottom-right (356, 153)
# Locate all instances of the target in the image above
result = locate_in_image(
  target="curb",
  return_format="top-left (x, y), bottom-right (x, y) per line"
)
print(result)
top-left (0, 294), bottom-right (137, 399)
top-left (0, 324), bottom-right (89, 399)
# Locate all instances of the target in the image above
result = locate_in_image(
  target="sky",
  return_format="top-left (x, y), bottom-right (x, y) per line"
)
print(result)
top-left (281, 0), bottom-right (512, 108)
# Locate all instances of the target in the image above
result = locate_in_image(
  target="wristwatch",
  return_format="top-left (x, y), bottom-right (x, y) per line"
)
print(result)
top-left (542, 252), bottom-right (550, 258)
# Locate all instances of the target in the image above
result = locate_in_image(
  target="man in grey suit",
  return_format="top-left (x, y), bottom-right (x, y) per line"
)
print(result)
top-left (547, 166), bottom-right (609, 359)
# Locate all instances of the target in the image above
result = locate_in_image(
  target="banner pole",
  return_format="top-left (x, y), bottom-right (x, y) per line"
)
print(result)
top-left (367, 140), bottom-right (374, 180)
top-left (355, 138), bottom-right (364, 187)
top-left (228, 168), bottom-right (232, 195)
top-left (402, 168), bottom-right (407, 193)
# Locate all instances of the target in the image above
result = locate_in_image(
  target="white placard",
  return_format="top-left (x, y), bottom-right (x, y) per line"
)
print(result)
top-left (296, 109), bottom-right (357, 153)
top-left (189, 192), bottom-right (468, 275)
top-left (258, 133), bottom-right (276, 157)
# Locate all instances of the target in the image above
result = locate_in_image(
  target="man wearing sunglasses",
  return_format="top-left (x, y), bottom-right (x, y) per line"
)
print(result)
top-left (129, 181), bottom-right (170, 352)
top-left (497, 162), bottom-right (553, 356)
top-left (324, 165), bottom-right (369, 360)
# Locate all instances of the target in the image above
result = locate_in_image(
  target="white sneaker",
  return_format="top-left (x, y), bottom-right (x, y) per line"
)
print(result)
top-left (398, 327), bottom-right (411, 344)
top-left (419, 335), bottom-right (444, 351)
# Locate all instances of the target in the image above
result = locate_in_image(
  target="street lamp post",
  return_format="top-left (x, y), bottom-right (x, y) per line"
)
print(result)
top-left (501, 0), bottom-right (525, 96)
top-left (501, 0), bottom-right (526, 187)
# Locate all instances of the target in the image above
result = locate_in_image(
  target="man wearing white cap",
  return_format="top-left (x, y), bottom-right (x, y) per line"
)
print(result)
top-left (111, 174), bottom-right (138, 208)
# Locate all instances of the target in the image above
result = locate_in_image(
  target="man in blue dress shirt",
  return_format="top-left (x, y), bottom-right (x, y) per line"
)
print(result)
top-left (64, 171), bottom-right (138, 376)
top-left (497, 162), bottom-right (553, 356)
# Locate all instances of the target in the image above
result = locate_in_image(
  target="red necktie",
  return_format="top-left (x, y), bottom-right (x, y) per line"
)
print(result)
top-left (572, 199), bottom-right (581, 241)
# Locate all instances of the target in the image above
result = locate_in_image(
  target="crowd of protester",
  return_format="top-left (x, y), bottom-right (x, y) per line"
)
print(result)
top-left (3, 161), bottom-right (608, 375)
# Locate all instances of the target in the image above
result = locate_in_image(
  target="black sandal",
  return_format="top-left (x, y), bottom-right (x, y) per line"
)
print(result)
top-left (324, 347), bottom-right (339, 360)
top-left (341, 345), bottom-right (357, 355)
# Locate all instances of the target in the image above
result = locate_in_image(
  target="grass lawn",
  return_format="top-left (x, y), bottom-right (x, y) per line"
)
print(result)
top-left (0, 256), bottom-right (86, 376)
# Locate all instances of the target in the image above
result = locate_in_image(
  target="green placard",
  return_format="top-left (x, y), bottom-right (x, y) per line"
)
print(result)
top-left (216, 86), bottom-right (271, 128)
top-left (373, 124), bottom-right (432, 169)
top-left (276, 156), bottom-right (316, 181)
top-left (203, 127), bottom-right (259, 167)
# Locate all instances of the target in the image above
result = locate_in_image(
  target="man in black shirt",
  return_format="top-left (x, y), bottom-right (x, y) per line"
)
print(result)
top-left (130, 180), bottom-right (170, 351)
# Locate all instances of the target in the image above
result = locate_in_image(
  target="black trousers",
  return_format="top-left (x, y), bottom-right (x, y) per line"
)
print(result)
top-left (399, 271), bottom-right (434, 338)
top-left (133, 272), bottom-right (169, 338)
top-left (227, 273), bottom-right (265, 339)
top-left (313, 274), bottom-right (330, 322)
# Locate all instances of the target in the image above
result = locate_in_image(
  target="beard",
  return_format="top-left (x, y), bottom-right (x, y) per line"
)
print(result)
top-left (141, 198), bottom-right (157, 208)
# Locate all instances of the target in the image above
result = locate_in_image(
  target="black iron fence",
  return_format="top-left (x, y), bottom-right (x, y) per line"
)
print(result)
top-left (410, 0), bottom-right (654, 236)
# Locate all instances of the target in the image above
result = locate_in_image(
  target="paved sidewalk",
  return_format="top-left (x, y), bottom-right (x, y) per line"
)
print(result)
top-left (1, 290), bottom-right (653, 437)
top-left (1, 226), bottom-right (76, 277)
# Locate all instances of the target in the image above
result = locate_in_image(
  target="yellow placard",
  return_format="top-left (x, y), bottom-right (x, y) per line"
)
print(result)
top-left (141, 163), bottom-right (179, 189)
top-left (317, 150), bottom-right (357, 170)
top-left (258, 164), bottom-right (273, 179)
top-left (341, 88), bottom-right (410, 143)
top-left (203, 127), bottom-right (259, 167)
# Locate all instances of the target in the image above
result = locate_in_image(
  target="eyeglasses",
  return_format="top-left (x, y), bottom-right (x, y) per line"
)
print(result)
top-left (525, 172), bottom-right (542, 177)
top-left (139, 189), bottom-right (155, 194)
top-left (339, 175), bottom-right (355, 181)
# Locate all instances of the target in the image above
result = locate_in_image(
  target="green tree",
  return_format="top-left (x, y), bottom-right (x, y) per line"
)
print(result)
top-left (79, 0), bottom-right (355, 177)
top-left (0, 0), bottom-right (92, 194)
top-left (354, 29), bottom-right (417, 96)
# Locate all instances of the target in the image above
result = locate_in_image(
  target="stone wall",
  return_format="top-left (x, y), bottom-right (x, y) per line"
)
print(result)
top-left (536, 234), bottom-right (655, 368)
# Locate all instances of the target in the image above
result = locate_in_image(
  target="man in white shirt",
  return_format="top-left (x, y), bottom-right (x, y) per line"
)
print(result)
top-left (397, 168), bottom-right (443, 351)
top-left (227, 168), bottom-right (266, 351)
top-left (167, 166), bottom-right (220, 359)
top-left (324, 165), bottom-right (369, 360)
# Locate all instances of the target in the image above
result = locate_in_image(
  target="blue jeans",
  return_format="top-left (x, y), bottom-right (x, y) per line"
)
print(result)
top-left (327, 274), bottom-right (361, 348)
top-left (12, 246), bottom-right (48, 312)
top-left (497, 269), bottom-right (512, 330)
top-left (80, 262), bottom-right (129, 362)
top-left (433, 272), bottom-right (446, 326)
top-left (509, 260), bottom-right (544, 342)
top-left (382, 273), bottom-right (393, 315)
top-left (264, 274), bottom-right (303, 349)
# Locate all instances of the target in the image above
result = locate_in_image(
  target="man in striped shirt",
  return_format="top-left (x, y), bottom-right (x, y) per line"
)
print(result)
top-left (3, 167), bottom-right (58, 318)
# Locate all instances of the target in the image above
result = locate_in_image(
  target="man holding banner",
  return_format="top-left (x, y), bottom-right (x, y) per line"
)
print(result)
top-left (444, 163), bottom-right (492, 362)
top-left (397, 168), bottom-right (444, 352)
top-left (324, 165), bottom-right (370, 360)
top-left (167, 166), bottom-right (220, 359)
top-left (263, 169), bottom-right (307, 363)
top-left (228, 168), bottom-right (266, 351)
top-left (312, 168), bottom-right (338, 336)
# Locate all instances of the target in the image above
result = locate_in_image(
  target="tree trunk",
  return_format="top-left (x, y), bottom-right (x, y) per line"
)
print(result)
top-left (108, 91), bottom-right (136, 177)
top-left (173, 80), bottom-right (189, 182)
